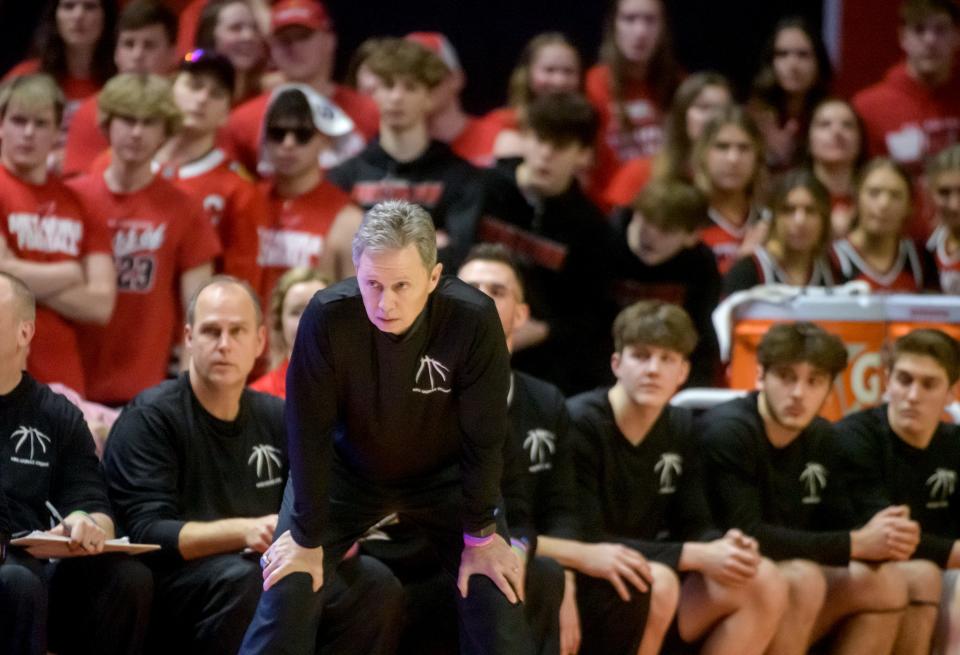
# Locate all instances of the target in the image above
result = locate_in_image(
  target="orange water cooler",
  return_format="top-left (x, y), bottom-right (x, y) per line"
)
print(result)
top-left (726, 295), bottom-right (960, 420)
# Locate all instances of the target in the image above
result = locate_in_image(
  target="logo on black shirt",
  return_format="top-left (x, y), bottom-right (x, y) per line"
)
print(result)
top-left (248, 445), bottom-right (283, 489)
top-left (524, 429), bottom-right (556, 473)
top-left (800, 463), bottom-right (827, 504)
top-left (654, 453), bottom-right (682, 494)
top-left (926, 468), bottom-right (957, 509)
top-left (9, 425), bottom-right (51, 468)
top-left (413, 356), bottom-right (451, 394)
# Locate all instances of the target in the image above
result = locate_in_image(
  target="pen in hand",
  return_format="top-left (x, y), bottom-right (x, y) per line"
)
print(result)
top-left (45, 500), bottom-right (66, 528)
top-left (44, 500), bottom-right (103, 554)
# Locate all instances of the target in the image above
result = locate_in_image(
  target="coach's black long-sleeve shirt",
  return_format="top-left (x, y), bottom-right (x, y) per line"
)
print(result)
top-left (836, 405), bottom-right (960, 567)
top-left (0, 373), bottom-right (111, 535)
top-left (567, 388), bottom-right (718, 570)
top-left (103, 374), bottom-right (286, 559)
top-left (700, 393), bottom-right (854, 566)
top-left (286, 276), bottom-right (510, 548)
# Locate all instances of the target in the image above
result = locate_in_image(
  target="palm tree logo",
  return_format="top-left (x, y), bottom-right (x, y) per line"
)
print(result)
top-left (248, 445), bottom-right (283, 487)
top-left (654, 453), bottom-right (683, 494)
top-left (800, 463), bottom-right (828, 504)
top-left (523, 429), bottom-right (556, 472)
top-left (10, 425), bottom-right (51, 462)
top-left (413, 356), bottom-right (452, 394)
top-left (926, 468), bottom-right (957, 509)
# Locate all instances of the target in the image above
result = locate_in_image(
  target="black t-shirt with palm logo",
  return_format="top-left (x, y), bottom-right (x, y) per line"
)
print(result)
top-left (836, 405), bottom-right (960, 567)
top-left (501, 371), bottom-right (579, 544)
top-left (0, 373), bottom-right (111, 535)
top-left (286, 276), bottom-right (511, 549)
top-left (699, 393), bottom-right (853, 566)
top-left (102, 373), bottom-right (286, 558)
top-left (566, 387), bottom-right (718, 570)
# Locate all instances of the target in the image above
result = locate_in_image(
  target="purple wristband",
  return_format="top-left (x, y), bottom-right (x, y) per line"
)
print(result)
top-left (463, 533), bottom-right (495, 548)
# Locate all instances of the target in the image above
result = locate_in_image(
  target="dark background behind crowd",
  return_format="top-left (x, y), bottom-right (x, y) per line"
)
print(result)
top-left (3, 1), bottom-right (849, 113)
top-left (4, 0), bottom-right (960, 654)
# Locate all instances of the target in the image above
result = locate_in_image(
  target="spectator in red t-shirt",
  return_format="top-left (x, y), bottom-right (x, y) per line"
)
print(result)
top-left (0, 74), bottom-right (116, 396)
top-left (604, 71), bottom-right (732, 209)
top-left (249, 266), bottom-right (328, 398)
top-left (747, 17), bottom-right (833, 173)
top-left (586, 0), bottom-right (681, 192)
top-left (193, 0), bottom-right (267, 106)
top-left (488, 32), bottom-right (583, 161)
top-left (691, 107), bottom-right (769, 275)
top-left (405, 31), bottom-right (501, 168)
top-left (62, 0), bottom-right (179, 176)
top-left (831, 158), bottom-right (939, 292)
top-left (154, 49), bottom-right (266, 290)
top-left (925, 144), bottom-right (960, 293)
top-left (257, 85), bottom-right (363, 301)
top-left (224, 0), bottom-right (379, 176)
top-left (68, 73), bottom-right (220, 405)
top-left (4, 0), bottom-right (119, 173)
top-left (805, 98), bottom-right (867, 239)
top-left (853, 0), bottom-right (960, 173)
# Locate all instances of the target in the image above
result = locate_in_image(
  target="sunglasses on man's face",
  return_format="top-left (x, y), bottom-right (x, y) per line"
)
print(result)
top-left (265, 126), bottom-right (318, 145)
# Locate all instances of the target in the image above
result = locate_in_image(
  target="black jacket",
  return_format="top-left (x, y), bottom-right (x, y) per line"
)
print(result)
top-left (481, 160), bottom-right (618, 394)
top-left (328, 139), bottom-right (485, 271)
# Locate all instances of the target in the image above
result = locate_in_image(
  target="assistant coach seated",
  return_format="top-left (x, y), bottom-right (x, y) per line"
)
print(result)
top-left (103, 275), bottom-right (402, 655)
top-left (0, 271), bottom-right (151, 655)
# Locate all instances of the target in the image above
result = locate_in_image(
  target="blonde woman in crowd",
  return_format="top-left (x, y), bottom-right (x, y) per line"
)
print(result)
top-left (250, 267), bottom-right (328, 399)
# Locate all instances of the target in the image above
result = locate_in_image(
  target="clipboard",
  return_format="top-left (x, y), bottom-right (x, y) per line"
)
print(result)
top-left (11, 532), bottom-right (161, 556)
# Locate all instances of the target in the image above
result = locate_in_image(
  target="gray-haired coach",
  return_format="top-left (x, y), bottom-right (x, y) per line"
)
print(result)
top-left (240, 200), bottom-right (533, 654)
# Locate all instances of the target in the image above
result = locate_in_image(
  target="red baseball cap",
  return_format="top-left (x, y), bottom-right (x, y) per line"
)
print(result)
top-left (271, 0), bottom-right (332, 34)
top-left (405, 31), bottom-right (461, 72)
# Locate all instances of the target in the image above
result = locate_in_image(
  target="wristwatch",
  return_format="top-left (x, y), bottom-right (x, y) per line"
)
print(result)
top-left (465, 522), bottom-right (497, 539)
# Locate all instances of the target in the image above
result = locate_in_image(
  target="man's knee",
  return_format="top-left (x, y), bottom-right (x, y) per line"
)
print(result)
top-left (779, 559), bottom-right (827, 616)
top-left (0, 561), bottom-right (46, 610)
top-left (0, 560), bottom-right (47, 653)
top-left (576, 572), bottom-right (650, 655)
top-left (526, 555), bottom-right (565, 612)
top-left (213, 556), bottom-right (266, 616)
top-left (575, 570), bottom-right (651, 625)
top-left (649, 562), bottom-right (680, 627)
top-left (461, 571), bottom-right (512, 606)
top-left (851, 561), bottom-right (909, 611)
top-left (897, 560), bottom-right (943, 604)
top-left (109, 557), bottom-right (155, 607)
top-left (749, 558), bottom-right (789, 615)
top-left (457, 572), bottom-right (533, 652)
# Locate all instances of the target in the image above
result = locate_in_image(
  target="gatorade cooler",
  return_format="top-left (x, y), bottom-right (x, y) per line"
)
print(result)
top-left (885, 295), bottom-right (960, 342)
top-left (727, 295), bottom-right (959, 420)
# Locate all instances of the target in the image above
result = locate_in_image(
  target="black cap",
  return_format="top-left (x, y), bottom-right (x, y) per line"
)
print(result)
top-left (180, 49), bottom-right (236, 97)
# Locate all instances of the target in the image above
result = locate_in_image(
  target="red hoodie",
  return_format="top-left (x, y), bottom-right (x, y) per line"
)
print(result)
top-left (853, 61), bottom-right (960, 171)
